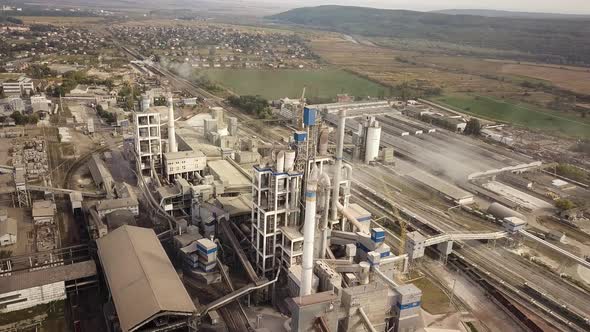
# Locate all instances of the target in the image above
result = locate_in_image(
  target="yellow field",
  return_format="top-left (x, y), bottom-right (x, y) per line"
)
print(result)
top-left (500, 63), bottom-right (590, 94)
top-left (16, 16), bottom-right (106, 26)
top-left (310, 36), bottom-right (518, 94)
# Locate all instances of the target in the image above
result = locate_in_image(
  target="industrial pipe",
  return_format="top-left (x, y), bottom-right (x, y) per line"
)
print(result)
top-left (343, 163), bottom-right (353, 181)
top-left (301, 165), bottom-right (319, 296)
top-left (380, 254), bottom-right (409, 274)
top-left (373, 266), bottom-right (399, 288)
top-left (168, 94), bottom-right (177, 153)
top-left (318, 172), bottom-right (331, 259)
top-left (336, 202), bottom-right (368, 234)
top-left (358, 307), bottom-right (377, 332)
top-left (330, 110), bottom-right (346, 227)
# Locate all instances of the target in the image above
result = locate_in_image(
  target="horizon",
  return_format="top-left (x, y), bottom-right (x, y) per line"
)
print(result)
top-left (255, 0), bottom-right (590, 16)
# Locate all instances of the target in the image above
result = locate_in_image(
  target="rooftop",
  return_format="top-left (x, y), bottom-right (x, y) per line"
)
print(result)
top-left (0, 217), bottom-right (17, 235)
top-left (97, 225), bottom-right (196, 332)
top-left (164, 150), bottom-right (206, 160)
top-left (208, 159), bottom-right (250, 187)
top-left (96, 197), bottom-right (138, 211)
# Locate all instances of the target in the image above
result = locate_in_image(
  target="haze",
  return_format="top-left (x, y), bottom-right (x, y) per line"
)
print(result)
top-left (253, 0), bottom-right (590, 15)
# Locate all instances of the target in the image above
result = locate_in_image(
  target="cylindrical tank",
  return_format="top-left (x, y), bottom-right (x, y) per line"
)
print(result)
top-left (359, 261), bottom-right (370, 285)
top-left (284, 150), bottom-right (296, 172)
top-left (364, 122), bottom-right (381, 164)
top-left (141, 95), bottom-right (151, 111)
top-left (228, 117), bottom-right (238, 136)
top-left (276, 151), bottom-right (285, 173)
top-left (318, 128), bottom-right (329, 155)
top-left (487, 202), bottom-right (525, 220)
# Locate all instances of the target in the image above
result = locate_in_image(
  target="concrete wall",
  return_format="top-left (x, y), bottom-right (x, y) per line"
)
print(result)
top-left (0, 281), bottom-right (66, 313)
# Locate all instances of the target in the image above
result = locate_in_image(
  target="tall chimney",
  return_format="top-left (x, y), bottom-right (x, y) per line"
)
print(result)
top-left (330, 109), bottom-right (346, 226)
top-left (301, 165), bottom-right (319, 297)
top-left (168, 94), bottom-right (177, 153)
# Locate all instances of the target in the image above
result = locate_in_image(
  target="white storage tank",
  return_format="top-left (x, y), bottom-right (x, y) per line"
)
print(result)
top-left (276, 151), bottom-right (285, 173)
top-left (365, 121), bottom-right (381, 164)
top-left (284, 150), bottom-right (296, 172)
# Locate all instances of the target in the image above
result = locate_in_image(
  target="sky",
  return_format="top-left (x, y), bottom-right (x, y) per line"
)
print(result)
top-left (258, 0), bottom-right (590, 15)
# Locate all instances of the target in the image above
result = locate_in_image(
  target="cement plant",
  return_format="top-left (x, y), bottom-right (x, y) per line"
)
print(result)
top-left (1, 2), bottom-right (590, 332)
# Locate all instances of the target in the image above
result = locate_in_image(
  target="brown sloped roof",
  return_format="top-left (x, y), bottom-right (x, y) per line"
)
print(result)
top-left (96, 225), bottom-right (196, 332)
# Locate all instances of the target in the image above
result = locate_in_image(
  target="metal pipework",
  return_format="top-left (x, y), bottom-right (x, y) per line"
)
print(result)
top-left (330, 109), bottom-right (346, 225)
top-left (358, 307), bottom-right (377, 332)
top-left (336, 201), bottom-right (368, 234)
top-left (167, 94), bottom-right (177, 153)
top-left (301, 165), bottom-right (319, 296)
top-left (318, 172), bottom-right (331, 259)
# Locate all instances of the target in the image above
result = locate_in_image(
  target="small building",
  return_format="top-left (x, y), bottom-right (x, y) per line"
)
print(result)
top-left (0, 209), bottom-right (17, 247)
top-left (96, 197), bottom-right (139, 219)
top-left (32, 200), bottom-right (56, 225)
top-left (163, 150), bottom-right (207, 181)
top-left (503, 217), bottom-right (527, 233)
top-left (30, 95), bottom-right (52, 113)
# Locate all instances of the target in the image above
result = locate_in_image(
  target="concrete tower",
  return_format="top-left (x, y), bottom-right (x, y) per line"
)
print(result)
top-left (168, 94), bottom-right (177, 153)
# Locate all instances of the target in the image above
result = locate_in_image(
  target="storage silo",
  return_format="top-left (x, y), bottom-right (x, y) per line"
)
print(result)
top-left (364, 120), bottom-right (381, 164)
top-left (487, 202), bottom-right (525, 220)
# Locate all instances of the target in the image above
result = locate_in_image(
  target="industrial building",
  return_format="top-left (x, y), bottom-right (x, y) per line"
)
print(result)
top-left (97, 225), bottom-right (197, 332)
top-left (163, 150), bottom-right (207, 181)
top-left (1, 76), bottom-right (34, 96)
top-left (134, 111), bottom-right (162, 176)
top-left (0, 208), bottom-right (17, 246)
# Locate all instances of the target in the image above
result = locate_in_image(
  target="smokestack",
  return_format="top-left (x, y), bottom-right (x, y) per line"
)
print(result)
top-left (168, 95), bottom-right (177, 153)
top-left (301, 165), bottom-right (319, 297)
top-left (330, 109), bottom-right (346, 225)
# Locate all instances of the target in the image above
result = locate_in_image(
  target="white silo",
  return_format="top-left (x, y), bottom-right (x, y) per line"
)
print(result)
top-left (364, 120), bottom-right (381, 164)
top-left (141, 94), bottom-right (151, 112)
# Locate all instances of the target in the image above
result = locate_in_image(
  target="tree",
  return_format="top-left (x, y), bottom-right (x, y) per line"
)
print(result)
top-left (464, 118), bottom-right (481, 136)
top-left (555, 199), bottom-right (576, 211)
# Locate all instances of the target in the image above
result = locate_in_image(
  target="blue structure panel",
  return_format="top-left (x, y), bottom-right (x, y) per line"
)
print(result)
top-left (303, 107), bottom-right (317, 126)
top-left (294, 131), bottom-right (307, 142)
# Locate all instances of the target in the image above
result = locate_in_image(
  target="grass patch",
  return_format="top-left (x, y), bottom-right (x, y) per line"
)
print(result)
top-left (413, 277), bottom-right (450, 315)
top-left (430, 93), bottom-right (590, 138)
top-left (197, 68), bottom-right (390, 100)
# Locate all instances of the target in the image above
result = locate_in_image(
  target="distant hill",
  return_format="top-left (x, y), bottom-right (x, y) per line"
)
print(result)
top-left (434, 9), bottom-right (590, 19)
top-left (269, 5), bottom-right (590, 65)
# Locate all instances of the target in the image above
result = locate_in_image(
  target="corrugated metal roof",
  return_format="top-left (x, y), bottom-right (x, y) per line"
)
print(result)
top-left (0, 260), bottom-right (96, 293)
top-left (97, 225), bottom-right (196, 332)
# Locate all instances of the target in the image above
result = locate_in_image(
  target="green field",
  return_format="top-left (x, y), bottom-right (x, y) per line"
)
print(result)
top-left (431, 94), bottom-right (590, 138)
top-left (197, 69), bottom-right (389, 100)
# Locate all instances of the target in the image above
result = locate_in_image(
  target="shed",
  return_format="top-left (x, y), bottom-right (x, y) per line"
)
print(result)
top-left (97, 225), bottom-right (196, 332)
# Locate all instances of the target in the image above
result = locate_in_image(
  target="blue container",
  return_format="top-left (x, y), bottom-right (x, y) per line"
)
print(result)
top-left (371, 228), bottom-right (386, 243)
top-left (294, 131), bottom-right (307, 142)
top-left (303, 107), bottom-right (317, 126)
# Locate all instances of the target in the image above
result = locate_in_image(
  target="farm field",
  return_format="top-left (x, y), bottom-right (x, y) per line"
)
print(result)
top-left (16, 16), bottom-right (106, 26)
top-left (430, 94), bottom-right (590, 138)
top-left (198, 68), bottom-right (389, 100)
top-left (309, 36), bottom-right (522, 95)
top-left (500, 63), bottom-right (590, 95)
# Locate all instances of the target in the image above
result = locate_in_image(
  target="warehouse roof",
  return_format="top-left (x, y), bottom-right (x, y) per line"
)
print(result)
top-left (97, 225), bottom-right (196, 332)
top-left (0, 260), bottom-right (96, 293)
